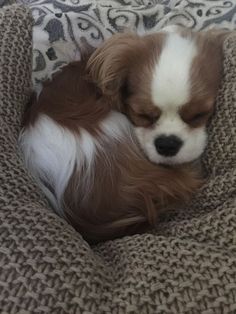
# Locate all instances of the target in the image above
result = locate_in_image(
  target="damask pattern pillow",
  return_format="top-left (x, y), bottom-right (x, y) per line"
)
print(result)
top-left (0, 0), bottom-right (15, 7)
top-left (19, 0), bottom-right (236, 86)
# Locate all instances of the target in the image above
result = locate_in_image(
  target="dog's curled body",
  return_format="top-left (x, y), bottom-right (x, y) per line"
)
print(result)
top-left (19, 61), bottom-right (201, 242)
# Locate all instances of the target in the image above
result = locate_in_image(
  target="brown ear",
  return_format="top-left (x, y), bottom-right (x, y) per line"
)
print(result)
top-left (87, 33), bottom-right (139, 99)
top-left (200, 29), bottom-right (232, 52)
top-left (199, 29), bottom-right (231, 76)
top-left (204, 29), bottom-right (231, 40)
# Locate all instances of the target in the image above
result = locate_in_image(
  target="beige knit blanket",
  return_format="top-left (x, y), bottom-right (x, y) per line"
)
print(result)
top-left (0, 5), bottom-right (236, 314)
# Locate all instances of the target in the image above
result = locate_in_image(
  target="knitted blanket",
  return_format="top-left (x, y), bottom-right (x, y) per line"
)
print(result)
top-left (0, 4), bottom-right (236, 314)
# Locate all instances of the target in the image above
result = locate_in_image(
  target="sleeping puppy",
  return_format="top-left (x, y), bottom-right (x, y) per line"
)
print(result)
top-left (19, 27), bottom-right (225, 243)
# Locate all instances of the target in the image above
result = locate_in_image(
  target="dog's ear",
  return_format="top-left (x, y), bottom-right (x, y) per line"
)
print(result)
top-left (204, 29), bottom-right (231, 42)
top-left (87, 33), bottom-right (139, 104)
top-left (198, 29), bottom-right (231, 55)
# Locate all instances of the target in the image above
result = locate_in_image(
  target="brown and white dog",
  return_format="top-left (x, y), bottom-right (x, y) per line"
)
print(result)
top-left (19, 27), bottom-right (225, 242)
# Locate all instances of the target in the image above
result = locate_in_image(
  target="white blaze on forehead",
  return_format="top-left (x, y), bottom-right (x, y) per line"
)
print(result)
top-left (151, 33), bottom-right (197, 109)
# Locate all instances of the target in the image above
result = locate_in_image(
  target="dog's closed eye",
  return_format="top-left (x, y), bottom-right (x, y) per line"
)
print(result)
top-left (137, 112), bottom-right (160, 125)
top-left (181, 109), bottom-right (212, 127)
top-left (126, 104), bottom-right (161, 127)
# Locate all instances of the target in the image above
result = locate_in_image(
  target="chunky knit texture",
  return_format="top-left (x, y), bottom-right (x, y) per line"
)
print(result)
top-left (0, 4), bottom-right (236, 314)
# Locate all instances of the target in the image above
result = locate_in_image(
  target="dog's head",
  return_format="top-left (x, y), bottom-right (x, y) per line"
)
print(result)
top-left (88, 27), bottom-right (226, 165)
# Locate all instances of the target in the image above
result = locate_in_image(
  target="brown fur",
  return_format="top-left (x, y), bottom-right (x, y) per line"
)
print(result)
top-left (24, 29), bottom-right (228, 242)
top-left (24, 62), bottom-right (110, 135)
top-left (179, 30), bottom-right (225, 127)
top-left (87, 32), bottom-right (165, 118)
top-left (64, 131), bottom-right (201, 243)
top-left (87, 30), bottom-right (226, 130)
top-left (25, 58), bottom-right (202, 243)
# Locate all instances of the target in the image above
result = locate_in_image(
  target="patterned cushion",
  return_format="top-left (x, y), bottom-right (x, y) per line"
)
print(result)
top-left (19, 0), bottom-right (236, 85)
top-left (0, 0), bottom-right (15, 7)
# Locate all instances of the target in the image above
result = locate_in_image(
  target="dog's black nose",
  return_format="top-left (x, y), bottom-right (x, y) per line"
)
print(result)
top-left (154, 135), bottom-right (183, 157)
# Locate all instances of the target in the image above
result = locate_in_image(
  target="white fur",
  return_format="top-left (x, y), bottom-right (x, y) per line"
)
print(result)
top-left (19, 114), bottom-right (94, 214)
top-left (100, 110), bottom-right (133, 140)
top-left (134, 31), bottom-right (207, 165)
top-left (135, 114), bottom-right (207, 165)
top-left (152, 32), bottom-right (197, 108)
top-left (19, 111), bottom-right (132, 214)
